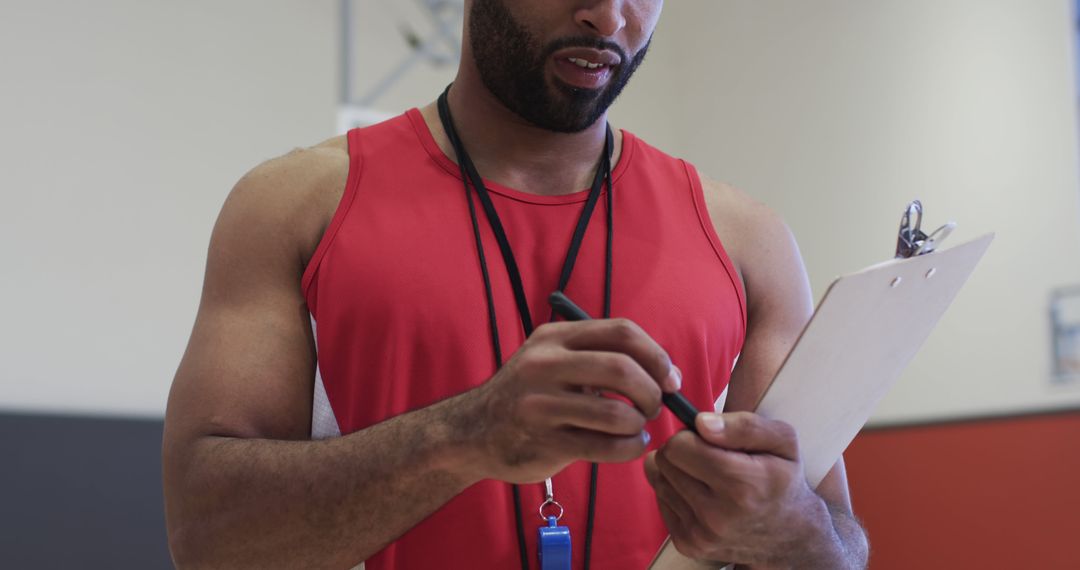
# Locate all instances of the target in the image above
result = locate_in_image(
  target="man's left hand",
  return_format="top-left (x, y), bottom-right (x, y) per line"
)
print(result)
top-left (643, 411), bottom-right (835, 567)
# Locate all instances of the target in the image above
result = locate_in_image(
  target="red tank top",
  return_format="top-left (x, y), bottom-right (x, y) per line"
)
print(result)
top-left (301, 109), bottom-right (746, 569)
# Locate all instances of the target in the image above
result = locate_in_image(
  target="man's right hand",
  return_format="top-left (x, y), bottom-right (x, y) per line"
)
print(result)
top-left (455, 318), bottom-right (683, 485)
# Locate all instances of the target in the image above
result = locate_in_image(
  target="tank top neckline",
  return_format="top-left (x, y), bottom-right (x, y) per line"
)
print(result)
top-left (405, 107), bottom-right (637, 206)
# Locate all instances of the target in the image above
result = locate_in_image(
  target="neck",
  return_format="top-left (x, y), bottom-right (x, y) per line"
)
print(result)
top-left (420, 75), bottom-right (621, 196)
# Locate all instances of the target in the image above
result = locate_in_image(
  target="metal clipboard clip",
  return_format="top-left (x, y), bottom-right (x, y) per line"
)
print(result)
top-left (895, 200), bottom-right (957, 258)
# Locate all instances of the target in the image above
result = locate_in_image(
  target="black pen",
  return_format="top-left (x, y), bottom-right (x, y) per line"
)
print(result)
top-left (548, 291), bottom-right (701, 435)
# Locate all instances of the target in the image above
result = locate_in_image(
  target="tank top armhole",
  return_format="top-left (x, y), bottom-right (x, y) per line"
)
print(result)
top-left (301, 128), bottom-right (365, 304)
top-left (683, 160), bottom-right (748, 336)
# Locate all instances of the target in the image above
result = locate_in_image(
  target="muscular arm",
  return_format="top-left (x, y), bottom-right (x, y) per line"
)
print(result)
top-left (641, 180), bottom-right (867, 567)
top-left (163, 145), bottom-right (485, 568)
top-left (706, 179), bottom-right (869, 569)
top-left (164, 143), bottom-right (678, 568)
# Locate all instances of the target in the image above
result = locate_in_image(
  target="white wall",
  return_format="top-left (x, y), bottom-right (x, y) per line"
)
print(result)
top-left (4, 1), bottom-right (1080, 424)
top-left (0, 0), bottom-right (338, 417)
top-left (626, 0), bottom-right (1080, 425)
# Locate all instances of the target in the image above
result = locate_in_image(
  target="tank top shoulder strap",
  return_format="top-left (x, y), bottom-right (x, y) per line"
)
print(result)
top-left (300, 127), bottom-right (365, 300)
top-left (622, 136), bottom-right (748, 332)
top-left (681, 159), bottom-right (747, 330)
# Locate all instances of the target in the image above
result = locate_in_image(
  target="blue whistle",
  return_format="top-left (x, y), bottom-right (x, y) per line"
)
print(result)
top-left (538, 516), bottom-right (572, 570)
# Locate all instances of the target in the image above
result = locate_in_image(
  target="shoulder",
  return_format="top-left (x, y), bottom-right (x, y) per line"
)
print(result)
top-left (699, 177), bottom-right (787, 244)
top-left (697, 176), bottom-right (809, 310)
top-left (237, 135), bottom-right (348, 192)
top-left (229, 135), bottom-right (349, 222)
top-left (217, 135), bottom-right (350, 271)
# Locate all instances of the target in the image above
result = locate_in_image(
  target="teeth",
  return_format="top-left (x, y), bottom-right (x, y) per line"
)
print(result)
top-left (568, 57), bottom-right (604, 70)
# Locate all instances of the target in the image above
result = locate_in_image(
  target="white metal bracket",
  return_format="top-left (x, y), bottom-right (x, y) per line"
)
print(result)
top-left (338, 0), bottom-right (463, 131)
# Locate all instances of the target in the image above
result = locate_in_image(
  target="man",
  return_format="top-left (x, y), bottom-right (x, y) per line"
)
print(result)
top-left (163, 1), bottom-right (869, 568)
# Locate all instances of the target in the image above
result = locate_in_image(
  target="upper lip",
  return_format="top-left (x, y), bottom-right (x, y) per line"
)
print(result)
top-left (552, 47), bottom-right (622, 67)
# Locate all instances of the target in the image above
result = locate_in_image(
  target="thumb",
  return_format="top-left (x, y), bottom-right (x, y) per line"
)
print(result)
top-left (694, 411), bottom-right (800, 461)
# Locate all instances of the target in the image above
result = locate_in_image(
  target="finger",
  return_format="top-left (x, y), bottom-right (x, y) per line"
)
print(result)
top-left (656, 495), bottom-right (692, 546)
top-left (540, 391), bottom-right (648, 436)
top-left (652, 462), bottom-right (729, 563)
top-left (655, 441), bottom-right (714, 511)
top-left (557, 427), bottom-right (650, 464)
top-left (660, 429), bottom-right (762, 489)
top-left (695, 411), bottom-right (801, 461)
top-left (559, 319), bottom-right (681, 392)
top-left (552, 350), bottom-right (663, 418)
top-left (651, 456), bottom-right (705, 535)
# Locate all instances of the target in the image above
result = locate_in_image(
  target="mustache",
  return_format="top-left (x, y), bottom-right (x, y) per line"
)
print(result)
top-left (542, 36), bottom-right (630, 65)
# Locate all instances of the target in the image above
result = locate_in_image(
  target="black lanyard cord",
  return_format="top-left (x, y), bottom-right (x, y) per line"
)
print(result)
top-left (437, 85), bottom-right (614, 570)
top-left (584, 147), bottom-right (613, 569)
top-left (438, 90), bottom-right (529, 569)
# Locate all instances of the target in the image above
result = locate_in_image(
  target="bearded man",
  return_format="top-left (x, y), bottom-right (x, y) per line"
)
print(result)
top-left (163, 1), bottom-right (870, 568)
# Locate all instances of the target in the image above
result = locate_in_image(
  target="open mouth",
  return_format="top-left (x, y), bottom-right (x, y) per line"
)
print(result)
top-left (566, 57), bottom-right (606, 70)
top-left (550, 48), bottom-right (621, 90)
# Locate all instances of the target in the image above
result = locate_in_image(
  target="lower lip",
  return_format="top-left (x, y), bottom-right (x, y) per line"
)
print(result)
top-left (552, 58), bottom-right (613, 90)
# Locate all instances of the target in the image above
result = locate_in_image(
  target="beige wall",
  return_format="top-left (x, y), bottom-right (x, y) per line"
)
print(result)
top-left (0, 0), bottom-right (338, 416)
top-left (4, 1), bottom-right (1080, 423)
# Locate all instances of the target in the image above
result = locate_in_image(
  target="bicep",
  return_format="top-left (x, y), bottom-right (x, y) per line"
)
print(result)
top-left (165, 170), bottom-right (319, 458)
top-left (721, 209), bottom-right (812, 414)
top-left (169, 290), bottom-right (316, 443)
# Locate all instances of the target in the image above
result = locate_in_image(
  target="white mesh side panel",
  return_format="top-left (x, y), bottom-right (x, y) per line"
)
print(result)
top-left (713, 385), bottom-right (729, 412)
top-left (309, 316), bottom-right (355, 565)
top-left (714, 353), bottom-right (738, 412)
top-left (310, 315), bottom-right (342, 440)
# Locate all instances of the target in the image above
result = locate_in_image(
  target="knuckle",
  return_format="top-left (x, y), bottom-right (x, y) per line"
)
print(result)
top-left (514, 349), bottom-right (556, 377)
top-left (519, 393), bottom-right (553, 418)
top-left (512, 355), bottom-right (541, 378)
top-left (774, 420), bottom-right (799, 444)
top-left (531, 321), bottom-right (555, 340)
top-left (605, 352), bottom-right (637, 378)
top-left (530, 321), bottom-right (570, 344)
top-left (731, 485), bottom-right (764, 512)
top-left (594, 398), bottom-right (626, 426)
top-left (727, 410), bottom-right (753, 429)
top-left (744, 421), bottom-right (764, 442)
top-left (610, 318), bottom-right (642, 341)
top-left (733, 413), bottom-right (765, 440)
top-left (772, 466), bottom-right (797, 492)
top-left (602, 354), bottom-right (637, 391)
top-left (652, 345), bottom-right (672, 375)
top-left (598, 399), bottom-right (643, 431)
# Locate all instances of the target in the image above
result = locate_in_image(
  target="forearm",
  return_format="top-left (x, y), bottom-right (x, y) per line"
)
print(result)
top-left (736, 499), bottom-right (868, 570)
top-left (164, 393), bottom-right (482, 569)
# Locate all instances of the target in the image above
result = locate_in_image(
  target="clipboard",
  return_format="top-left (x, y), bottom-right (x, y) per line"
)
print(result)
top-left (649, 202), bottom-right (994, 569)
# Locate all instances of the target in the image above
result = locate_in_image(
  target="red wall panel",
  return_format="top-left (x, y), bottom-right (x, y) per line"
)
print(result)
top-left (844, 412), bottom-right (1080, 569)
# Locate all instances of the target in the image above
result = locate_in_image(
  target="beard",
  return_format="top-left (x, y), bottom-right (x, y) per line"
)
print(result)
top-left (468, 0), bottom-right (651, 133)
